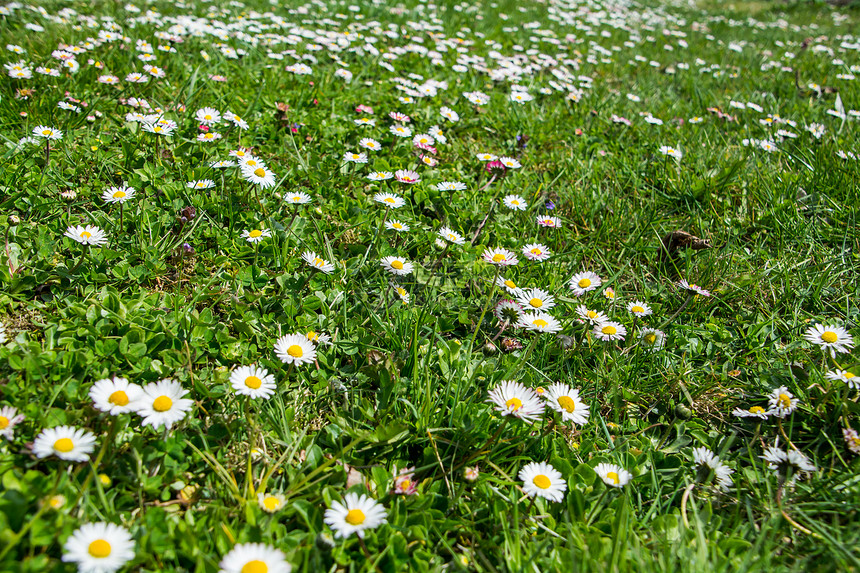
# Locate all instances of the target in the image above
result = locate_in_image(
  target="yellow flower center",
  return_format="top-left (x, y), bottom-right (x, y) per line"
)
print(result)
top-left (557, 395), bottom-right (576, 413)
top-left (529, 298), bottom-right (543, 308)
top-left (821, 331), bottom-right (838, 343)
top-left (504, 280), bottom-right (516, 289)
top-left (644, 334), bottom-right (656, 344)
top-left (606, 471), bottom-right (620, 485)
top-left (602, 325), bottom-right (617, 335)
top-left (42, 129), bottom-right (52, 136)
top-left (533, 319), bottom-right (548, 328)
top-left (492, 253), bottom-right (505, 263)
top-left (253, 168), bottom-right (266, 178)
top-left (112, 190), bottom-right (126, 198)
top-left (262, 496), bottom-right (281, 511)
top-left (528, 473), bottom-right (552, 491)
top-left (587, 310), bottom-right (597, 319)
top-left (204, 114), bottom-right (212, 120)
top-left (632, 306), bottom-right (644, 313)
top-left (287, 345), bottom-right (303, 358)
top-left (578, 278), bottom-right (591, 288)
top-left (313, 258), bottom-right (325, 267)
top-left (204, 133), bottom-right (214, 139)
top-left (749, 406), bottom-right (765, 414)
top-left (53, 438), bottom-right (74, 453)
top-left (393, 223), bottom-right (402, 229)
top-left (530, 248), bottom-right (541, 255)
top-left (397, 288), bottom-right (406, 296)
top-left (241, 560), bottom-right (268, 573)
top-left (80, 231), bottom-right (92, 239)
top-left (0, 417), bottom-right (8, 430)
top-left (345, 509), bottom-right (366, 525)
top-left (307, 331), bottom-right (318, 341)
top-left (391, 260), bottom-right (404, 270)
top-left (245, 376), bottom-right (262, 389)
top-left (505, 397), bottom-right (523, 411)
top-left (88, 539), bottom-right (112, 558)
top-left (109, 390), bottom-right (129, 406)
top-left (511, 199), bottom-right (519, 205)
top-left (153, 396), bottom-right (173, 412)
top-left (49, 496), bottom-right (63, 508)
top-left (845, 372), bottom-right (856, 379)
top-left (384, 197), bottom-right (395, 203)
top-left (249, 230), bottom-right (262, 238)
top-left (778, 394), bottom-right (792, 409)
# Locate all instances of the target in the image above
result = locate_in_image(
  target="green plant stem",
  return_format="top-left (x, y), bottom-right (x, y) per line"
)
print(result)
top-left (469, 266), bottom-right (500, 352)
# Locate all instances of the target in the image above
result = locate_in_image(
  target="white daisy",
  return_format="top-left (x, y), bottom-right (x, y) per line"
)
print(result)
top-left (242, 165), bottom-right (278, 189)
top-left (62, 522), bottom-right (135, 573)
top-left (324, 492), bottom-right (388, 538)
top-left (732, 405), bottom-right (769, 420)
top-left (89, 376), bottom-right (143, 416)
top-left (438, 227), bottom-right (465, 245)
top-left (825, 369), bottom-right (859, 390)
top-left (767, 386), bottom-right (799, 418)
top-left (218, 542), bottom-right (291, 573)
top-left (32, 125), bottom-right (63, 140)
top-left (257, 492), bottom-right (287, 513)
top-left (576, 305), bottom-right (607, 325)
top-left (496, 276), bottom-right (522, 296)
top-left (380, 256), bottom-right (413, 276)
top-left (230, 365), bottom-right (276, 399)
top-left (568, 272), bottom-right (601, 296)
top-left (542, 383), bottom-right (589, 425)
top-left (273, 334), bottom-right (317, 366)
top-left (593, 321), bottom-right (627, 342)
top-left (373, 192), bottom-right (405, 208)
top-left (627, 301), bottom-right (652, 317)
top-left (301, 251), bottom-right (335, 274)
top-left (522, 243), bottom-right (551, 262)
top-left (516, 288), bottom-right (556, 311)
top-left (803, 323), bottom-right (854, 356)
top-left (132, 379), bottom-right (194, 430)
top-left (519, 461), bottom-right (567, 502)
top-left (481, 247), bottom-right (518, 266)
top-left (241, 229), bottom-right (272, 243)
top-left (284, 191), bottom-right (312, 205)
top-left (487, 380), bottom-right (545, 423)
top-left (102, 186), bottom-right (136, 204)
top-left (65, 225), bottom-right (108, 247)
top-left (0, 406), bottom-right (24, 440)
top-left (385, 219), bottom-right (410, 233)
top-left (638, 328), bottom-right (665, 352)
top-left (517, 312), bottom-right (562, 333)
top-left (32, 426), bottom-right (97, 462)
top-left (594, 463), bottom-right (632, 487)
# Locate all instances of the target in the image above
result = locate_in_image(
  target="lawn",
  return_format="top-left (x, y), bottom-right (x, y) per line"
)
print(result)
top-left (1, 0), bottom-right (859, 571)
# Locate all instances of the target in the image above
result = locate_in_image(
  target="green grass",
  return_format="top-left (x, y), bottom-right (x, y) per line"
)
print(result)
top-left (1, 0), bottom-right (859, 571)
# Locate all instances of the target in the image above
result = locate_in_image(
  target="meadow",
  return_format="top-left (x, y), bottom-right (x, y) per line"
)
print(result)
top-left (1, 0), bottom-right (859, 570)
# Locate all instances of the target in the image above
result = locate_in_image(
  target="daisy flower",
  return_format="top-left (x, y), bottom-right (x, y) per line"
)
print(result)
top-left (32, 126), bottom-right (63, 140)
top-left (197, 132), bottom-right (222, 142)
top-left (767, 386), bottom-right (799, 418)
top-left (257, 492), bottom-right (287, 513)
top-left (187, 180), bottom-right (215, 190)
top-left (568, 272), bottom-right (602, 296)
top-left (691, 447), bottom-right (733, 490)
top-left (132, 379), bottom-right (194, 430)
top-left (367, 171), bottom-right (394, 181)
top-left (659, 145), bottom-right (682, 159)
top-left (843, 428), bottom-right (860, 455)
top-left (65, 225), bottom-right (108, 246)
top-left (522, 243), bottom-right (551, 262)
top-left (516, 288), bottom-right (555, 311)
top-left (212, 160), bottom-right (236, 168)
top-left (102, 185), bottom-right (136, 204)
top-left (394, 286), bottom-right (410, 303)
top-left (436, 181), bottom-right (466, 191)
top-left (413, 133), bottom-right (435, 147)
top-left (678, 280), bottom-right (711, 297)
top-left (242, 165), bottom-right (278, 189)
top-left (826, 369), bottom-right (859, 390)
top-left (627, 301), bottom-right (652, 317)
top-left (385, 219), bottom-right (410, 233)
top-left (496, 276), bottom-right (522, 296)
top-left (373, 192), bottom-right (405, 208)
top-left (305, 331), bottom-right (333, 346)
top-left (195, 107), bottom-right (221, 125)
top-left (0, 406), bottom-right (25, 440)
top-left (390, 125), bottom-right (413, 138)
top-left (380, 256), bottom-right (413, 276)
top-left (481, 247), bottom-right (518, 266)
top-left (499, 157), bottom-right (521, 169)
top-left (284, 191), bottom-right (312, 205)
top-left (359, 138), bottom-right (382, 151)
top-left (237, 156), bottom-right (266, 171)
top-left (576, 305), bottom-right (607, 325)
top-left (476, 153), bottom-right (498, 161)
top-left (761, 446), bottom-right (816, 473)
top-left (343, 152), bottom-right (368, 163)
top-left (393, 467), bottom-right (417, 496)
top-left (487, 380), bottom-right (545, 423)
top-left (89, 376), bottom-right (143, 416)
top-left (536, 216), bottom-right (561, 228)
top-left (218, 543), bottom-right (291, 573)
top-left (594, 463), bottom-right (632, 487)
top-left (32, 426), bottom-right (97, 462)
top-left (542, 383), bottom-right (589, 425)
top-left (324, 493), bottom-right (388, 539)
top-left (593, 321), bottom-right (627, 342)
top-left (301, 251), bottom-right (335, 274)
top-left (273, 334), bottom-right (317, 366)
top-left (62, 522), bottom-right (135, 573)
top-left (494, 300), bottom-right (524, 323)
top-left (438, 227), bottom-right (465, 245)
top-left (803, 323), bottom-right (854, 356)
top-left (518, 312), bottom-right (562, 333)
top-left (638, 328), bottom-right (665, 352)
top-left (732, 405), bottom-right (769, 420)
top-left (241, 229), bottom-right (272, 243)
top-left (230, 365), bottom-right (276, 399)
top-left (394, 169), bottom-right (420, 184)
top-left (519, 462), bottom-right (567, 502)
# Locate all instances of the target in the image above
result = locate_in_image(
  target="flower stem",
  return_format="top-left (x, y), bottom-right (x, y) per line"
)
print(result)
top-left (469, 266), bottom-right (500, 351)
